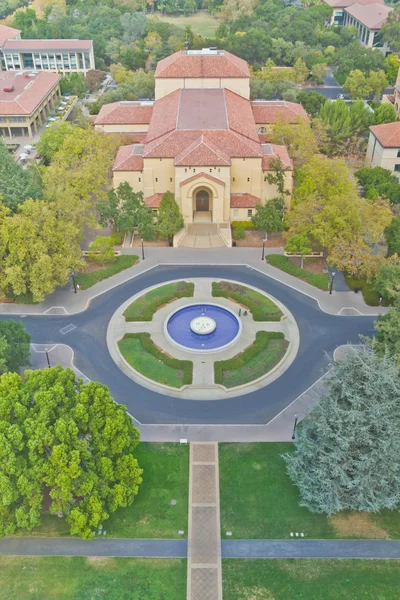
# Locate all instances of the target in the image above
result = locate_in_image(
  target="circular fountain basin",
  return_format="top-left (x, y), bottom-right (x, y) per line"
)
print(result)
top-left (190, 316), bottom-right (217, 335)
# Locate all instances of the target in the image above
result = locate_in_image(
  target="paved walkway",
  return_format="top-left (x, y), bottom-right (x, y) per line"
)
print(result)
top-left (187, 442), bottom-right (222, 600)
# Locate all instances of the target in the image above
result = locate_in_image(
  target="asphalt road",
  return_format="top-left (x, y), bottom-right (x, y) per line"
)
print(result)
top-left (0, 265), bottom-right (377, 425)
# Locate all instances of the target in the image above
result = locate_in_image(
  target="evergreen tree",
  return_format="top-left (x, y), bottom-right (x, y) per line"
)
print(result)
top-left (284, 347), bottom-right (400, 514)
top-left (97, 183), bottom-right (155, 240)
top-left (385, 217), bottom-right (400, 257)
top-left (0, 320), bottom-right (30, 374)
top-left (0, 142), bottom-right (42, 211)
top-left (156, 191), bottom-right (184, 242)
top-left (368, 301), bottom-right (400, 365)
top-left (251, 199), bottom-right (284, 240)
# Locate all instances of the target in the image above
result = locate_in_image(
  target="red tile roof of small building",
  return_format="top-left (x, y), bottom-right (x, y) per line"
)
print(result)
top-left (251, 101), bottom-right (308, 124)
top-left (344, 3), bottom-right (391, 29)
top-left (94, 101), bottom-right (153, 126)
top-left (155, 49), bottom-right (249, 79)
top-left (0, 71), bottom-right (60, 115)
top-left (262, 144), bottom-right (293, 170)
top-left (323, 0), bottom-right (384, 8)
top-left (179, 172), bottom-right (225, 187)
top-left (3, 38), bottom-right (92, 51)
top-left (175, 135), bottom-right (231, 166)
top-left (369, 122), bottom-right (400, 147)
top-left (113, 144), bottom-right (144, 171)
top-left (0, 24), bottom-right (21, 46)
top-left (145, 193), bottom-right (163, 208)
top-left (230, 193), bottom-right (261, 208)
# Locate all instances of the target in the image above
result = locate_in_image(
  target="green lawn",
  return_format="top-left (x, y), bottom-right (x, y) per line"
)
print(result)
top-left (0, 556), bottom-right (186, 600)
top-left (153, 11), bottom-right (221, 37)
top-left (219, 443), bottom-right (400, 539)
top-left (119, 333), bottom-right (192, 388)
top-left (16, 443), bottom-right (189, 539)
top-left (214, 332), bottom-right (288, 388)
top-left (223, 559), bottom-right (400, 600)
top-left (212, 281), bottom-right (282, 321)
top-left (76, 255), bottom-right (139, 290)
top-left (124, 281), bottom-right (194, 321)
top-left (266, 254), bottom-right (330, 290)
top-left (345, 275), bottom-right (391, 307)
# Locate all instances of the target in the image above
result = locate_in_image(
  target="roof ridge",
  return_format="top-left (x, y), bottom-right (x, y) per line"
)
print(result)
top-left (221, 50), bottom-right (249, 76)
top-left (230, 130), bottom-right (263, 156)
top-left (175, 134), bottom-right (204, 163)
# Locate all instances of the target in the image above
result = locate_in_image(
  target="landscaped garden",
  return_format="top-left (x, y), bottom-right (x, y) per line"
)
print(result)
top-left (118, 333), bottom-right (193, 388)
top-left (0, 556), bottom-right (186, 600)
top-left (124, 281), bottom-right (194, 321)
top-left (76, 255), bottom-right (139, 290)
top-left (219, 443), bottom-right (400, 540)
top-left (345, 275), bottom-right (390, 306)
top-left (212, 281), bottom-right (282, 321)
top-left (214, 332), bottom-right (288, 388)
top-left (266, 254), bottom-right (331, 290)
top-left (222, 559), bottom-right (400, 600)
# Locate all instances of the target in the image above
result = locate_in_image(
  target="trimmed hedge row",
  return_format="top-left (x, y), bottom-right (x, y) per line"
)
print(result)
top-left (120, 333), bottom-right (193, 386)
top-left (231, 221), bottom-right (254, 229)
top-left (76, 255), bottom-right (139, 290)
top-left (266, 254), bottom-right (330, 291)
top-left (212, 281), bottom-right (281, 321)
top-left (124, 281), bottom-right (194, 321)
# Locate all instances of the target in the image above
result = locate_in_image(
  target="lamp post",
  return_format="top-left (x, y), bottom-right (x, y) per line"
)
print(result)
top-left (45, 348), bottom-right (51, 368)
top-left (261, 238), bottom-right (267, 261)
top-left (291, 414), bottom-right (298, 440)
top-left (71, 270), bottom-right (77, 294)
top-left (329, 271), bottom-right (336, 295)
top-left (141, 238), bottom-right (145, 261)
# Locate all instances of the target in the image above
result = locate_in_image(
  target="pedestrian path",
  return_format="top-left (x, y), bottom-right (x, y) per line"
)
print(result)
top-left (187, 442), bottom-right (222, 600)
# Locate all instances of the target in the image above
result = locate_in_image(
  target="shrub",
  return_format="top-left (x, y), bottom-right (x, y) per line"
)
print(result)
top-left (234, 225), bottom-right (246, 240)
top-left (231, 221), bottom-right (254, 229)
top-left (88, 236), bottom-right (116, 265)
top-left (266, 254), bottom-right (330, 290)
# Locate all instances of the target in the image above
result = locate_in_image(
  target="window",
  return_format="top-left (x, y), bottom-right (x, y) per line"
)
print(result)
top-left (232, 177), bottom-right (235, 182)
top-left (193, 169), bottom-right (196, 173)
top-left (233, 209), bottom-right (239, 217)
top-left (264, 176), bottom-right (267, 182)
top-left (218, 168), bottom-right (220, 172)
top-left (210, 168), bottom-right (212, 173)
top-left (397, 150), bottom-right (400, 157)
top-left (170, 177), bottom-right (173, 183)
top-left (247, 209), bottom-right (253, 217)
top-left (247, 177), bottom-right (250, 182)
top-left (138, 177), bottom-right (141, 182)
top-left (394, 164), bottom-right (400, 172)
top-left (185, 168), bottom-right (187, 172)
top-left (152, 209), bottom-right (158, 214)
top-left (155, 177), bottom-right (158, 182)
top-left (258, 126), bottom-right (267, 134)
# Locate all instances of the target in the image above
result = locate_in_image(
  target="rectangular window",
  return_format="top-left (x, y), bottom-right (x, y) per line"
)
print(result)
top-left (264, 176), bottom-right (267, 182)
top-left (397, 150), bottom-right (400, 157)
top-left (170, 177), bottom-right (173, 183)
top-left (247, 209), bottom-right (253, 217)
top-left (155, 177), bottom-right (158, 182)
top-left (232, 177), bottom-right (235, 182)
top-left (193, 169), bottom-right (196, 173)
top-left (138, 177), bottom-right (141, 182)
top-left (233, 209), bottom-right (239, 217)
top-left (210, 168), bottom-right (212, 173)
top-left (247, 177), bottom-right (250, 182)
top-left (394, 164), bottom-right (400, 172)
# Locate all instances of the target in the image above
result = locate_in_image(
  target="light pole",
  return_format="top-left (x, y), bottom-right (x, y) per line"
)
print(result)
top-left (141, 238), bottom-right (145, 260)
top-left (291, 414), bottom-right (298, 440)
top-left (71, 270), bottom-right (77, 294)
top-left (261, 238), bottom-right (267, 261)
top-left (329, 271), bottom-right (336, 295)
top-left (45, 348), bottom-right (51, 368)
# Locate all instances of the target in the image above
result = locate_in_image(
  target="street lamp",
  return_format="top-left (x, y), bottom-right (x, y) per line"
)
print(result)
top-left (291, 414), bottom-right (298, 440)
top-left (329, 271), bottom-right (336, 295)
top-left (261, 238), bottom-right (267, 261)
top-left (71, 270), bottom-right (77, 294)
top-left (141, 238), bottom-right (145, 260)
top-left (45, 348), bottom-right (51, 368)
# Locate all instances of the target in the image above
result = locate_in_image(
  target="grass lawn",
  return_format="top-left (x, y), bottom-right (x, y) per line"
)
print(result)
top-left (76, 255), bottom-right (139, 290)
top-left (153, 11), bottom-right (221, 37)
top-left (214, 332), bottom-right (288, 388)
top-left (222, 559), bottom-right (400, 600)
top-left (345, 275), bottom-right (391, 307)
top-left (119, 333), bottom-right (193, 387)
top-left (124, 281), bottom-right (194, 321)
top-left (266, 254), bottom-right (330, 291)
top-left (16, 443), bottom-right (189, 539)
top-left (212, 281), bottom-right (282, 321)
top-left (219, 443), bottom-right (400, 540)
top-left (0, 556), bottom-right (186, 600)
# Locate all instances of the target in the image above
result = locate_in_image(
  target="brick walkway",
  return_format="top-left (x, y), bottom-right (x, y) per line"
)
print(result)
top-left (187, 442), bottom-right (222, 600)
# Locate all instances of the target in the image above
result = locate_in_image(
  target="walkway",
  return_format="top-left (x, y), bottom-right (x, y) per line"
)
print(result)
top-left (187, 442), bottom-right (222, 600)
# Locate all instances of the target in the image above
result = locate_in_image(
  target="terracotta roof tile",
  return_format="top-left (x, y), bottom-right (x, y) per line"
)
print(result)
top-left (251, 101), bottom-right (308, 124)
top-left (113, 144), bottom-right (144, 171)
top-left (179, 172), bottom-right (225, 187)
top-left (369, 122), bottom-right (400, 147)
top-left (145, 193), bottom-right (163, 208)
top-left (145, 88), bottom-right (180, 143)
top-left (344, 3), bottom-right (391, 29)
top-left (323, 0), bottom-right (384, 7)
top-left (230, 193), bottom-right (261, 208)
top-left (175, 135), bottom-right (231, 166)
top-left (0, 71), bottom-right (60, 115)
top-left (262, 144), bottom-right (293, 170)
top-left (3, 38), bottom-right (92, 51)
top-left (0, 24), bottom-right (21, 46)
top-left (94, 101), bottom-right (153, 126)
top-left (155, 49), bottom-right (249, 79)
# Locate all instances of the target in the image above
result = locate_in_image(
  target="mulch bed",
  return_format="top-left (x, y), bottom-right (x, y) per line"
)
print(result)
top-left (288, 256), bottom-right (326, 274)
top-left (234, 230), bottom-right (285, 248)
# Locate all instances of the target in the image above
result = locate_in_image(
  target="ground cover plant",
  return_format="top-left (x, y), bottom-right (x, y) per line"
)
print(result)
top-left (119, 333), bottom-right (193, 388)
top-left (214, 332), bottom-right (288, 388)
top-left (345, 275), bottom-right (384, 306)
top-left (76, 255), bottom-right (139, 290)
top-left (124, 281), bottom-right (194, 321)
top-left (266, 254), bottom-right (330, 290)
top-left (212, 281), bottom-right (281, 321)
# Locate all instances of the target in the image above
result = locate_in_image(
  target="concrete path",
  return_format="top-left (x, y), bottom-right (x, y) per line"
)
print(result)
top-left (187, 442), bottom-right (222, 600)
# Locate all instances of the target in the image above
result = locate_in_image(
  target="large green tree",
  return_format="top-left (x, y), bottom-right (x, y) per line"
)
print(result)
top-left (156, 191), bottom-right (184, 243)
top-left (0, 142), bottom-right (42, 211)
top-left (385, 217), bottom-right (400, 257)
top-left (0, 320), bottom-right (30, 374)
top-left (368, 301), bottom-right (400, 364)
top-left (374, 262), bottom-right (400, 302)
top-left (97, 182), bottom-right (154, 240)
top-left (251, 198), bottom-right (284, 240)
top-left (284, 347), bottom-right (400, 514)
top-left (354, 166), bottom-right (400, 204)
top-left (381, 5), bottom-right (400, 53)
top-left (0, 367), bottom-right (142, 539)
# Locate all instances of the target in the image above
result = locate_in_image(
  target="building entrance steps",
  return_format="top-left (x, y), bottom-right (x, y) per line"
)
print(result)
top-left (181, 224), bottom-right (227, 248)
top-left (187, 442), bottom-right (222, 600)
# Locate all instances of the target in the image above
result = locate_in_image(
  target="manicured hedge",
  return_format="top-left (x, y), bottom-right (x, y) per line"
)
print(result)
top-left (212, 281), bottom-right (281, 321)
top-left (231, 221), bottom-right (254, 229)
top-left (266, 254), bottom-right (330, 291)
top-left (119, 333), bottom-right (193, 387)
top-left (124, 281), bottom-right (194, 321)
top-left (76, 255), bottom-right (139, 290)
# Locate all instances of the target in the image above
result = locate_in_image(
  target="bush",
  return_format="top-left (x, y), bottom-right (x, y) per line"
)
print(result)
top-left (234, 225), bottom-right (246, 240)
top-left (88, 236), bottom-right (116, 265)
top-left (231, 221), bottom-right (254, 229)
top-left (266, 254), bottom-right (330, 290)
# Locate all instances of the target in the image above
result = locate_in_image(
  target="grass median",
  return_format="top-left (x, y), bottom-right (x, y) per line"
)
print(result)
top-left (212, 281), bottom-right (282, 321)
top-left (119, 332), bottom-right (193, 388)
top-left (266, 254), bottom-right (330, 291)
top-left (214, 332), bottom-right (288, 388)
top-left (124, 281), bottom-right (194, 321)
top-left (76, 255), bottom-right (139, 290)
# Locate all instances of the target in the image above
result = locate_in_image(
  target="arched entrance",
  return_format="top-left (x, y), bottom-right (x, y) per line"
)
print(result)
top-left (195, 189), bottom-right (210, 212)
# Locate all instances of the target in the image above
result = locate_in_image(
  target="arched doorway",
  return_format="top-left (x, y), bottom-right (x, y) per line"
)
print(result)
top-left (195, 189), bottom-right (210, 212)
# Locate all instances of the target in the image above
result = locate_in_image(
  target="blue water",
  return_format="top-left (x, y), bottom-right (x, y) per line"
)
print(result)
top-left (166, 304), bottom-right (240, 351)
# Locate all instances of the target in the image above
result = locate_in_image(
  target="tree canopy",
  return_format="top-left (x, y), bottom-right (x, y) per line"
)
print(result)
top-left (97, 182), bottom-right (154, 240)
top-left (0, 320), bottom-right (31, 375)
top-left (354, 167), bottom-right (400, 205)
top-left (156, 191), bottom-right (184, 242)
top-left (0, 367), bottom-right (142, 539)
top-left (0, 142), bottom-right (42, 211)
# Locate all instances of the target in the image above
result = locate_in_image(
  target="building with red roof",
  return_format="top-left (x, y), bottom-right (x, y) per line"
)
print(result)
top-left (366, 122), bottom-right (400, 178)
top-left (112, 49), bottom-right (293, 230)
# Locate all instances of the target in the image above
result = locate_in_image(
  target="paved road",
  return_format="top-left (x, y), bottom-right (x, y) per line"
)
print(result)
top-left (0, 265), bottom-right (376, 425)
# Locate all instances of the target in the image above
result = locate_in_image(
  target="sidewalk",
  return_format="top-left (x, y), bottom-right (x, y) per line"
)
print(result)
top-left (0, 247), bottom-right (387, 317)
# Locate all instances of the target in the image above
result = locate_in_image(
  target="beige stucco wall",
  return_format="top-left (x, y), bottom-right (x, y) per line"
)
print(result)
top-left (95, 123), bottom-right (149, 134)
top-left (230, 207), bottom-right (256, 221)
top-left (113, 170), bottom-right (144, 190)
top-left (179, 172), bottom-right (228, 223)
top-left (143, 158), bottom-right (175, 198)
top-left (261, 170), bottom-right (293, 210)
top-left (155, 76), bottom-right (250, 100)
top-left (366, 133), bottom-right (400, 178)
top-left (231, 158), bottom-right (262, 199)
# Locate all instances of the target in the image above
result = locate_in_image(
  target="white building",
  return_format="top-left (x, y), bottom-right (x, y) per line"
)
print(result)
top-left (366, 122), bottom-right (400, 178)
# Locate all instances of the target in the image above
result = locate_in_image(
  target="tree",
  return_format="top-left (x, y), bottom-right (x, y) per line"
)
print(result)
top-left (374, 262), bottom-right (400, 302)
top-left (328, 239), bottom-right (385, 281)
top-left (222, 0), bottom-right (257, 21)
top-left (354, 166), bottom-right (400, 204)
top-left (384, 54), bottom-right (400, 85)
top-left (293, 58), bottom-right (309, 84)
top-left (0, 320), bottom-right (30, 373)
top-left (97, 183), bottom-right (155, 240)
top-left (36, 122), bottom-right (86, 164)
top-left (120, 12), bottom-right (147, 44)
top-left (368, 301), bottom-right (400, 364)
top-left (297, 91), bottom-right (326, 117)
top-left (284, 347), bottom-right (400, 514)
top-left (381, 5), bottom-right (400, 53)
top-left (385, 217), bottom-right (400, 257)
top-left (311, 63), bottom-right (327, 85)
top-left (368, 70), bottom-right (388, 101)
top-left (0, 367), bottom-right (143, 539)
top-left (271, 117), bottom-right (320, 166)
top-left (84, 70), bottom-right (106, 93)
top-left (285, 234), bottom-right (312, 268)
top-left (61, 73), bottom-right (86, 98)
top-left (156, 191), bottom-right (183, 243)
top-left (373, 103), bottom-right (397, 125)
top-left (343, 69), bottom-right (370, 100)
top-left (0, 142), bottom-right (42, 211)
top-left (88, 236), bottom-right (116, 265)
top-left (251, 199), bottom-right (284, 240)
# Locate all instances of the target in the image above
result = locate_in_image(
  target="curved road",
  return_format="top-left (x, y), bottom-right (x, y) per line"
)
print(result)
top-left (0, 265), bottom-right (376, 425)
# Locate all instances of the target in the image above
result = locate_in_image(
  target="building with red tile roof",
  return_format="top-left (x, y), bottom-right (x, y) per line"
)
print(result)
top-left (112, 50), bottom-right (293, 228)
top-left (251, 101), bottom-right (308, 138)
top-left (366, 122), bottom-right (400, 179)
top-left (0, 70), bottom-right (61, 138)
top-left (94, 101), bottom-right (154, 134)
top-left (0, 24), bottom-right (21, 47)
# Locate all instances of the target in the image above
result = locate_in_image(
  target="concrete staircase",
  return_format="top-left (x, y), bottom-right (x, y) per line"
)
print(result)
top-left (180, 224), bottom-right (227, 248)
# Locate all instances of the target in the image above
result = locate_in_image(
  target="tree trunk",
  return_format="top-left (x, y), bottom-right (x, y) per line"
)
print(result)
top-left (301, 255), bottom-right (304, 269)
